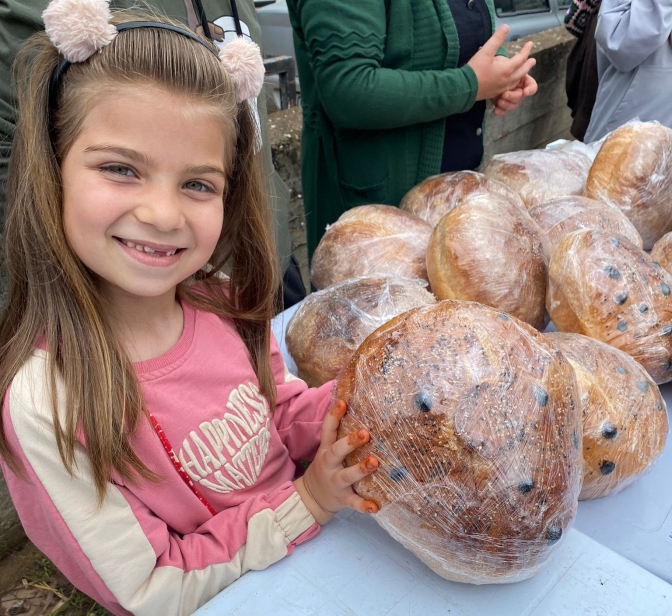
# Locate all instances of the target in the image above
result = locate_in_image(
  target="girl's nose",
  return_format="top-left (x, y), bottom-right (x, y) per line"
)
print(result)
top-left (135, 184), bottom-right (185, 231)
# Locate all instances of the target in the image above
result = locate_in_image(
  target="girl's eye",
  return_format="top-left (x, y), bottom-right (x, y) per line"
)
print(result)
top-left (184, 180), bottom-right (213, 193)
top-left (101, 164), bottom-right (135, 177)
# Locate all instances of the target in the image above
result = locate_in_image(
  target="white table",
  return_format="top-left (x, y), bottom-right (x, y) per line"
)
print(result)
top-left (573, 383), bottom-right (672, 583)
top-left (193, 509), bottom-right (672, 616)
top-left (191, 307), bottom-right (672, 615)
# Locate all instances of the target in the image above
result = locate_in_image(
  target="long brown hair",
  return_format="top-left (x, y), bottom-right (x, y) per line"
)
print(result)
top-left (0, 12), bottom-right (279, 503)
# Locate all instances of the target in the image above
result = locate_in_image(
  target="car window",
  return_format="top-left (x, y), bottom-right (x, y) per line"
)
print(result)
top-left (494, 0), bottom-right (551, 16)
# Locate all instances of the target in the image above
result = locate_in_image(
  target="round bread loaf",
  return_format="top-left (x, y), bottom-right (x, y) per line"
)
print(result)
top-left (336, 301), bottom-right (582, 584)
top-left (528, 196), bottom-right (643, 261)
top-left (311, 205), bottom-right (432, 290)
top-left (546, 332), bottom-right (668, 500)
top-left (585, 121), bottom-right (672, 250)
top-left (547, 229), bottom-right (672, 384)
top-left (286, 276), bottom-right (436, 387)
top-left (479, 149), bottom-right (592, 208)
top-left (651, 232), bottom-right (672, 276)
top-left (426, 193), bottom-right (547, 329)
top-left (399, 170), bottom-right (525, 226)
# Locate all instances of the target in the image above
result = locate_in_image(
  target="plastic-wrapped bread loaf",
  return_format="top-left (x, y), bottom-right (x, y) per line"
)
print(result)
top-left (426, 193), bottom-right (547, 329)
top-left (479, 149), bottom-right (592, 208)
top-left (336, 301), bottom-right (582, 584)
top-left (527, 196), bottom-right (643, 261)
top-left (547, 229), bottom-right (672, 384)
top-left (546, 332), bottom-right (668, 500)
top-left (286, 276), bottom-right (436, 387)
top-left (585, 121), bottom-right (672, 250)
top-left (651, 232), bottom-right (672, 276)
top-left (311, 205), bottom-right (432, 290)
top-left (399, 170), bottom-right (525, 227)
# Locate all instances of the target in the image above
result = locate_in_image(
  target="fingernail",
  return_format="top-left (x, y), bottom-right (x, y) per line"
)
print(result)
top-left (348, 429), bottom-right (369, 446)
top-left (330, 400), bottom-right (347, 419)
top-left (364, 502), bottom-right (379, 514)
top-left (365, 457), bottom-right (378, 472)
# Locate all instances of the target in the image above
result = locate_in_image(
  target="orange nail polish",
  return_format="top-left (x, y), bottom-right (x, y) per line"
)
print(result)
top-left (330, 400), bottom-right (347, 419)
top-left (364, 501), bottom-right (379, 514)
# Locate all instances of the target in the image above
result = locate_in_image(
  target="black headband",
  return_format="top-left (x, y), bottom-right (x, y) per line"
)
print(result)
top-left (47, 21), bottom-right (219, 111)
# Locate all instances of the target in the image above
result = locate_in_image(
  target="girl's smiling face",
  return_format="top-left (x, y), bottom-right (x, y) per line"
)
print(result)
top-left (61, 85), bottom-right (228, 305)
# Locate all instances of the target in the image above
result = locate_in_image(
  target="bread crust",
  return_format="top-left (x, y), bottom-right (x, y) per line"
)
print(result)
top-left (479, 149), bottom-right (592, 208)
top-left (399, 170), bottom-right (525, 226)
top-left (547, 229), bottom-right (672, 383)
top-left (527, 195), bottom-right (643, 261)
top-left (336, 301), bottom-right (582, 584)
top-left (651, 232), bottom-right (672, 277)
top-left (426, 193), bottom-right (547, 329)
top-left (585, 122), bottom-right (672, 250)
top-left (286, 276), bottom-right (435, 387)
top-left (311, 205), bottom-right (432, 290)
top-left (546, 332), bottom-right (668, 500)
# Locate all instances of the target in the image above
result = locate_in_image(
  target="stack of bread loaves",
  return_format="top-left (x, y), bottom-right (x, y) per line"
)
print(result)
top-left (545, 332), bottom-right (668, 500)
top-left (336, 301), bottom-right (582, 584)
top-left (311, 205), bottom-right (432, 290)
top-left (547, 229), bottom-right (672, 384)
top-left (586, 121), bottom-right (672, 250)
top-left (399, 170), bottom-right (525, 226)
top-left (479, 149), bottom-right (592, 208)
top-left (286, 276), bottom-right (436, 387)
top-left (426, 193), bottom-right (547, 329)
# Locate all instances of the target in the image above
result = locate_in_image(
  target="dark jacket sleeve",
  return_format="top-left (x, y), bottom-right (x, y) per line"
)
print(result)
top-left (292, 0), bottom-right (479, 130)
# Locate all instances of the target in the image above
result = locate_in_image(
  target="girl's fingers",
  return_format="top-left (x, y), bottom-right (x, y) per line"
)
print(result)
top-left (522, 76), bottom-right (538, 96)
top-left (336, 455), bottom-right (379, 488)
top-left (320, 399), bottom-right (347, 449)
top-left (345, 493), bottom-right (380, 515)
top-left (501, 89), bottom-right (524, 104)
top-left (326, 428), bottom-right (371, 466)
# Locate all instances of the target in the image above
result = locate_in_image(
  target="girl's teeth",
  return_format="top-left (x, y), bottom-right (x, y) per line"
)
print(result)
top-left (121, 239), bottom-right (177, 256)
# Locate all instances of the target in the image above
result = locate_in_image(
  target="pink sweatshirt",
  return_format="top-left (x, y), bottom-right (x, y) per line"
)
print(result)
top-left (1, 303), bottom-right (334, 615)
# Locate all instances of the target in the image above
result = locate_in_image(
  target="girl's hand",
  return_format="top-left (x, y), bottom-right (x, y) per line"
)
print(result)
top-left (491, 73), bottom-right (539, 116)
top-left (468, 26), bottom-right (536, 101)
top-left (294, 400), bottom-right (379, 525)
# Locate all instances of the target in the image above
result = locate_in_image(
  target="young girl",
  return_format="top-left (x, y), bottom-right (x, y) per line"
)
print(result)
top-left (0, 1), bottom-right (378, 614)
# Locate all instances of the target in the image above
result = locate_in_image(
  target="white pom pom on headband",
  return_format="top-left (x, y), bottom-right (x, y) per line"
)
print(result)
top-left (43, 0), bottom-right (265, 105)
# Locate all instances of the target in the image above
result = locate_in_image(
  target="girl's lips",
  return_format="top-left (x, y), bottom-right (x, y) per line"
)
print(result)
top-left (114, 237), bottom-right (183, 268)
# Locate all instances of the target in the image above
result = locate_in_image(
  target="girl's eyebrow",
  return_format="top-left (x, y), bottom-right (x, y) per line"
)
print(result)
top-left (84, 145), bottom-right (226, 178)
top-left (84, 144), bottom-right (151, 165)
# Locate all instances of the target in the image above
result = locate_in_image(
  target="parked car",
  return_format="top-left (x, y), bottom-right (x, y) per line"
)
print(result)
top-left (257, 0), bottom-right (573, 84)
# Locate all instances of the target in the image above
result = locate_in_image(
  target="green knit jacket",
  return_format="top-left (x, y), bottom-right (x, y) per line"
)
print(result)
top-left (287, 0), bottom-right (500, 258)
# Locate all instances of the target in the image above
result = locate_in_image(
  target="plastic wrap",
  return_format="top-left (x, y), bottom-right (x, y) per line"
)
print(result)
top-left (585, 121), bottom-right (672, 250)
top-left (478, 149), bottom-right (592, 208)
top-left (651, 232), bottom-right (672, 276)
top-left (285, 276), bottom-right (436, 387)
top-left (399, 170), bottom-right (525, 227)
top-left (527, 195), bottom-right (643, 261)
top-left (546, 332), bottom-right (668, 500)
top-left (547, 228), bottom-right (672, 384)
top-left (426, 193), bottom-right (547, 329)
top-left (335, 301), bottom-right (582, 584)
top-left (311, 205), bottom-right (433, 290)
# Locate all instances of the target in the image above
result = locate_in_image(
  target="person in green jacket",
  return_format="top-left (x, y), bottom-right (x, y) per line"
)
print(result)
top-left (287, 0), bottom-right (539, 260)
top-left (0, 0), bottom-right (306, 308)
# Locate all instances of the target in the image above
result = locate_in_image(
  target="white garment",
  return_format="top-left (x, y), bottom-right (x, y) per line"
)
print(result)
top-left (584, 0), bottom-right (672, 142)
